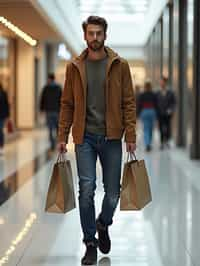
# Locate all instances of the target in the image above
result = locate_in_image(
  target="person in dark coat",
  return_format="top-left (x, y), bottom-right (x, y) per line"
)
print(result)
top-left (40, 73), bottom-right (62, 150)
top-left (0, 83), bottom-right (10, 155)
top-left (157, 76), bottom-right (176, 149)
top-left (138, 80), bottom-right (158, 152)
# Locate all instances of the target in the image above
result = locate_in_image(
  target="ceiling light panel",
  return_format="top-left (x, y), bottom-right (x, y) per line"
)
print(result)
top-left (76, 0), bottom-right (151, 20)
top-left (0, 16), bottom-right (37, 46)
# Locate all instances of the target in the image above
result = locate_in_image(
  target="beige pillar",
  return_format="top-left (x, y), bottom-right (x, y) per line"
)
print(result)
top-left (35, 42), bottom-right (47, 91)
top-left (35, 42), bottom-right (47, 127)
top-left (16, 39), bottom-right (35, 129)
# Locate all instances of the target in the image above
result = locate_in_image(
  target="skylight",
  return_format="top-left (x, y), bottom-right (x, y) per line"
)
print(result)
top-left (75, 0), bottom-right (150, 22)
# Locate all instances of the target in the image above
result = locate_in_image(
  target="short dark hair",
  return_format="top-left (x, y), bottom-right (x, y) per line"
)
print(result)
top-left (161, 76), bottom-right (168, 83)
top-left (82, 16), bottom-right (108, 34)
top-left (48, 73), bottom-right (55, 80)
top-left (144, 81), bottom-right (152, 91)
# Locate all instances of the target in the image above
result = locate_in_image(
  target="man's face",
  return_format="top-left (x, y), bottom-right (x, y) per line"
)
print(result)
top-left (84, 24), bottom-right (106, 51)
top-left (160, 79), bottom-right (166, 89)
top-left (48, 78), bottom-right (53, 84)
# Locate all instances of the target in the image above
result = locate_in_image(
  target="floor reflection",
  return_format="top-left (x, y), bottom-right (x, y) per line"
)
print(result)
top-left (143, 151), bottom-right (198, 266)
top-left (98, 257), bottom-right (111, 266)
top-left (0, 150), bottom-right (52, 206)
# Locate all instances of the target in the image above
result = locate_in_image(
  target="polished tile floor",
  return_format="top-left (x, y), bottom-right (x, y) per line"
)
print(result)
top-left (0, 128), bottom-right (200, 266)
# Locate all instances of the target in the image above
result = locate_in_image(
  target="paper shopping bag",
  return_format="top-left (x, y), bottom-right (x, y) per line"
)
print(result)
top-left (45, 154), bottom-right (76, 213)
top-left (120, 153), bottom-right (152, 210)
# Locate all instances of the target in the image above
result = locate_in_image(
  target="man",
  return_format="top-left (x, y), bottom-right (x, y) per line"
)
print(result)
top-left (0, 83), bottom-right (10, 156)
top-left (157, 76), bottom-right (176, 149)
top-left (40, 73), bottom-right (62, 150)
top-left (57, 16), bottom-right (136, 265)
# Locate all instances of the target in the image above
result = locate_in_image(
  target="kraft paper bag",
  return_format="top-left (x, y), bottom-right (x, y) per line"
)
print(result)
top-left (120, 153), bottom-right (152, 210)
top-left (45, 154), bottom-right (76, 213)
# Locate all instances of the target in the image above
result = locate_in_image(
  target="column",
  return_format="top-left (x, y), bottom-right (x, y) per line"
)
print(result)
top-left (190, 0), bottom-right (200, 159)
top-left (16, 39), bottom-right (35, 129)
top-left (176, 0), bottom-right (188, 146)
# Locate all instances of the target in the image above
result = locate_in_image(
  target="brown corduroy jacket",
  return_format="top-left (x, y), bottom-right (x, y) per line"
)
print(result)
top-left (58, 47), bottom-right (136, 144)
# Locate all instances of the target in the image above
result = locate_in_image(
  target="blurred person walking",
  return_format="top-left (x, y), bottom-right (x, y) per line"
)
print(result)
top-left (0, 83), bottom-right (10, 156)
top-left (157, 76), bottom-right (176, 149)
top-left (138, 80), bottom-right (157, 152)
top-left (57, 16), bottom-right (136, 265)
top-left (135, 84), bottom-right (141, 118)
top-left (40, 73), bottom-right (62, 151)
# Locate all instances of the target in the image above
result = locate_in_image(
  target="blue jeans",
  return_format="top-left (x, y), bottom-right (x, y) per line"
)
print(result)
top-left (140, 109), bottom-right (156, 147)
top-left (0, 119), bottom-right (5, 147)
top-left (75, 132), bottom-right (122, 243)
top-left (46, 112), bottom-right (59, 150)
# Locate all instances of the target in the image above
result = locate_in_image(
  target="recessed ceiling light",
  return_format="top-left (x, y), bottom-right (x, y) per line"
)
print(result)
top-left (0, 16), bottom-right (37, 46)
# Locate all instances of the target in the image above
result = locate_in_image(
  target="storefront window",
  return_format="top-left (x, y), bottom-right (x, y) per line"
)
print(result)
top-left (187, 0), bottom-right (194, 146)
top-left (163, 7), bottom-right (170, 78)
top-left (0, 36), bottom-right (9, 88)
top-left (0, 35), bottom-right (16, 125)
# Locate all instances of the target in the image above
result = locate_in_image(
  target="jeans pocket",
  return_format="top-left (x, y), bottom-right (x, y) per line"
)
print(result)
top-left (75, 143), bottom-right (83, 151)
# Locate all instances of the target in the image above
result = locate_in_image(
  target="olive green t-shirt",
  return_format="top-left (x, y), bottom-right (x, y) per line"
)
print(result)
top-left (85, 56), bottom-right (108, 135)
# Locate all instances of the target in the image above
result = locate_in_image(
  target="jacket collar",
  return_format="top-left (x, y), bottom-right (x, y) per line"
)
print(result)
top-left (72, 46), bottom-right (120, 65)
top-left (71, 46), bottom-right (120, 79)
top-left (72, 47), bottom-right (120, 98)
top-left (71, 46), bottom-right (120, 100)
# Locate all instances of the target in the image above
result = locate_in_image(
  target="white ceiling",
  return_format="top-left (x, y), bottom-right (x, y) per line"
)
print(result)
top-left (74, 0), bottom-right (168, 46)
top-left (76, 0), bottom-right (151, 20)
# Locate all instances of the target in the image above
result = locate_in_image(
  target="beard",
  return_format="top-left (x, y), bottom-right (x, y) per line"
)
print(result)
top-left (87, 40), bottom-right (105, 51)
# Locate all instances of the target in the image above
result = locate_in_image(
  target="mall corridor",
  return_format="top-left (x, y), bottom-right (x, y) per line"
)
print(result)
top-left (1, 0), bottom-right (200, 265)
top-left (0, 129), bottom-right (200, 266)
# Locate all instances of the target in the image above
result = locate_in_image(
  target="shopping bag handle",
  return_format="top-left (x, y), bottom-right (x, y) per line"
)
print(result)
top-left (127, 152), bottom-right (137, 162)
top-left (57, 153), bottom-right (66, 163)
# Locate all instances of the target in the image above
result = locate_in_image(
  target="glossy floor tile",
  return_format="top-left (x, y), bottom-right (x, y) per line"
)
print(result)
top-left (0, 128), bottom-right (199, 266)
top-left (0, 130), bottom-right (49, 181)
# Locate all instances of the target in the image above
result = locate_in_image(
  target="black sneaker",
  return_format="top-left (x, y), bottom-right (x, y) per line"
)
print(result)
top-left (160, 143), bottom-right (164, 150)
top-left (81, 242), bottom-right (97, 265)
top-left (165, 142), bottom-right (171, 149)
top-left (96, 219), bottom-right (111, 254)
top-left (146, 145), bottom-right (152, 152)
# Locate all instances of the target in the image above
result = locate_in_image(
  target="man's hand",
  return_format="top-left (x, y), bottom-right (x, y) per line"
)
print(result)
top-left (126, 143), bottom-right (136, 153)
top-left (166, 109), bottom-right (172, 115)
top-left (39, 111), bottom-right (45, 118)
top-left (57, 142), bottom-right (67, 153)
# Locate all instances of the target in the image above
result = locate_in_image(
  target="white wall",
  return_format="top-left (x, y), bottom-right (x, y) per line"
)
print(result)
top-left (143, 0), bottom-right (169, 43)
top-left (31, 0), bottom-right (82, 54)
top-left (110, 46), bottom-right (146, 61)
